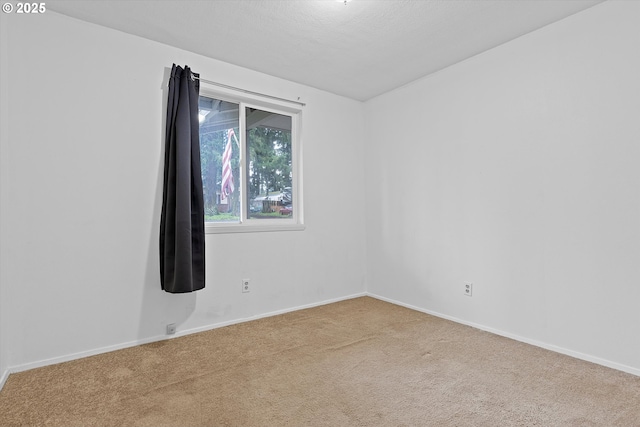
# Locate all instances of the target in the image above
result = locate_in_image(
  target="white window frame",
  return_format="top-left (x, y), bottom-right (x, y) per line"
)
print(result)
top-left (199, 87), bottom-right (304, 234)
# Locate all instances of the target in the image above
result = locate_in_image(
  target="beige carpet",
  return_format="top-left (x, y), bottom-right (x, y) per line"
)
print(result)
top-left (1, 297), bottom-right (639, 426)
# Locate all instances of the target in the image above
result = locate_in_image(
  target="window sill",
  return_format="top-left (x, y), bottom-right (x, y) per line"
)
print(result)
top-left (205, 223), bottom-right (306, 234)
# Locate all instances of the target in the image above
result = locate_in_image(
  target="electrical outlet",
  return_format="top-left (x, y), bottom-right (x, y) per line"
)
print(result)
top-left (464, 282), bottom-right (473, 297)
top-left (242, 279), bottom-right (250, 293)
top-left (166, 323), bottom-right (176, 335)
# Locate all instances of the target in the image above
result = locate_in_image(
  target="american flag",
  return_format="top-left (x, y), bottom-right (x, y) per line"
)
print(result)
top-left (221, 129), bottom-right (235, 198)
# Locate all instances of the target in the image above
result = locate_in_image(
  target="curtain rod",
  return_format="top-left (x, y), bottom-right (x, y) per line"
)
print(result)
top-left (191, 75), bottom-right (306, 107)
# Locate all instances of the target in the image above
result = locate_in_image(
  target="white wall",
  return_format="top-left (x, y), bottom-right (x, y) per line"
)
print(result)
top-left (0, 11), bottom-right (366, 375)
top-left (0, 10), bottom-right (10, 384)
top-left (365, 0), bottom-right (640, 375)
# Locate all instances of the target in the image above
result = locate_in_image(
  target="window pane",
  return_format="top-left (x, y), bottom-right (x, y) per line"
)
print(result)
top-left (246, 107), bottom-right (293, 220)
top-left (199, 96), bottom-right (240, 223)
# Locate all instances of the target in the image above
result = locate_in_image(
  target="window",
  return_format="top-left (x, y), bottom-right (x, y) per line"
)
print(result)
top-left (198, 90), bottom-right (303, 233)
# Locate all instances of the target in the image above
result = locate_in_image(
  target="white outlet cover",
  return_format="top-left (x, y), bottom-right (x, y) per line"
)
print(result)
top-left (464, 282), bottom-right (473, 296)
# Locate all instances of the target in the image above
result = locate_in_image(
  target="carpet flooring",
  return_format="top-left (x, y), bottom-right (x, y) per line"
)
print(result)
top-left (1, 297), bottom-right (639, 426)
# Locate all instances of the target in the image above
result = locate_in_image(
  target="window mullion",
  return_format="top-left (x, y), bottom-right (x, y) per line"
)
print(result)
top-left (239, 102), bottom-right (247, 223)
top-left (291, 114), bottom-right (301, 224)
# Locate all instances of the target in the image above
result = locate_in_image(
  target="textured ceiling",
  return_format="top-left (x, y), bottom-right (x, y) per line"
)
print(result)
top-left (47, 0), bottom-right (604, 101)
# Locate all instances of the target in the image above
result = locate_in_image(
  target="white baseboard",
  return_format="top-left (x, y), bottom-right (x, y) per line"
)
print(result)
top-left (0, 368), bottom-right (9, 391)
top-left (367, 292), bottom-right (640, 378)
top-left (6, 334), bottom-right (172, 377)
top-left (4, 289), bottom-right (636, 394)
top-left (1, 292), bottom-right (368, 390)
top-left (174, 292), bottom-right (368, 337)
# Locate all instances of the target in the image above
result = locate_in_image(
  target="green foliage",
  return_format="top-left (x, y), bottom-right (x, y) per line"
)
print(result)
top-left (247, 126), bottom-right (292, 199)
top-left (249, 212), bottom-right (291, 219)
top-left (205, 213), bottom-right (240, 222)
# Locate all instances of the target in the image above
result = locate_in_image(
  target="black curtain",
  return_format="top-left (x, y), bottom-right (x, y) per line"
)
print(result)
top-left (159, 64), bottom-right (205, 293)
